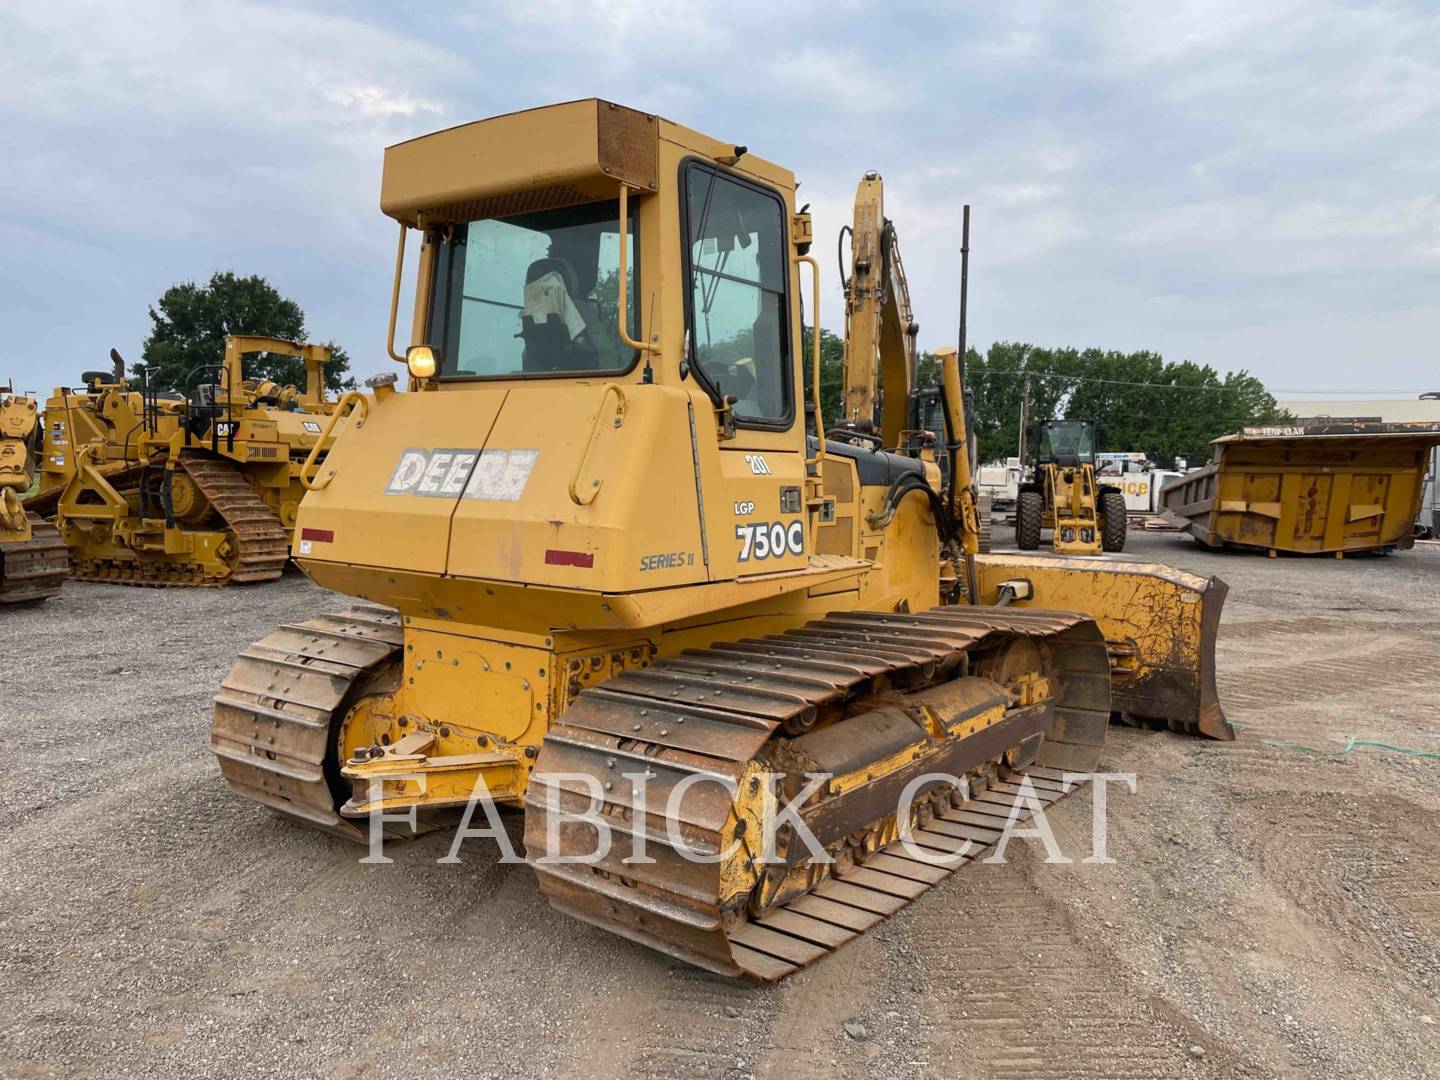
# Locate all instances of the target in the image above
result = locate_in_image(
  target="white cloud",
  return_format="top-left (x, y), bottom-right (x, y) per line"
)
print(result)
top-left (1, 0), bottom-right (1437, 396)
top-left (323, 86), bottom-right (445, 120)
top-left (770, 46), bottom-right (914, 116)
top-left (0, 0), bottom-right (460, 240)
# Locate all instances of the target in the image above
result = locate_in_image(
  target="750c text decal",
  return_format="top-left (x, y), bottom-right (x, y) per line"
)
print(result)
top-left (736, 520), bottom-right (804, 562)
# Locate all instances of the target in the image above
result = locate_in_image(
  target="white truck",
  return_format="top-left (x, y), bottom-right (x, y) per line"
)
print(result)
top-left (975, 457), bottom-right (1024, 521)
top-left (1096, 452), bottom-right (1182, 515)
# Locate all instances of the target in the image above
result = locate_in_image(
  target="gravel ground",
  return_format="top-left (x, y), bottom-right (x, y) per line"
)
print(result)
top-left (1, 533), bottom-right (1437, 1079)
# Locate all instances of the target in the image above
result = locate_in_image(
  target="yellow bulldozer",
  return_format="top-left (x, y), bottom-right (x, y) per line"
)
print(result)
top-left (1015, 418), bottom-right (1129, 555)
top-left (28, 335), bottom-right (346, 586)
top-left (0, 382), bottom-right (68, 604)
top-left (211, 100), bottom-right (1230, 981)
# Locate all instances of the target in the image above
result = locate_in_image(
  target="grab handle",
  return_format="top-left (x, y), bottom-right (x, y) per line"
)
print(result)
top-left (569, 384), bottom-right (627, 505)
top-left (300, 392), bottom-right (370, 491)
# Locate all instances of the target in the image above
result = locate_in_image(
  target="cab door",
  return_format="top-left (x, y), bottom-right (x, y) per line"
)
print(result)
top-left (680, 160), bottom-right (808, 578)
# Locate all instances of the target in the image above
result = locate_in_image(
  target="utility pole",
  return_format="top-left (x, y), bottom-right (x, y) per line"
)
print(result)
top-left (957, 206), bottom-right (969, 377)
top-left (1017, 371), bottom-right (1032, 467)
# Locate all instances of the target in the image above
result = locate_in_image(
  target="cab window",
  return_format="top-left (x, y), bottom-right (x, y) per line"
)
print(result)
top-left (429, 199), bottom-right (637, 378)
top-left (683, 163), bottom-right (791, 425)
top-left (1039, 422), bottom-right (1096, 466)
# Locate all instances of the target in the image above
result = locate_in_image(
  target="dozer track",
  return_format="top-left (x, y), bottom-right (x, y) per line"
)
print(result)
top-left (211, 606), bottom-right (1111, 981)
top-left (69, 451), bottom-right (289, 587)
top-left (210, 607), bottom-right (404, 841)
top-left (525, 607), bottom-right (1112, 981)
top-left (0, 514), bottom-right (68, 604)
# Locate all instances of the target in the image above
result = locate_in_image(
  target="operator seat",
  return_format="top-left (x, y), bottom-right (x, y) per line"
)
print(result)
top-left (520, 256), bottom-right (601, 373)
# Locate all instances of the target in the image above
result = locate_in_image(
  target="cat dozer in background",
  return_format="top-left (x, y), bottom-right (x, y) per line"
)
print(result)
top-left (212, 100), bottom-right (1230, 983)
top-left (0, 382), bottom-right (67, 604)
top-left (29, 337), bottom-right (347, 586)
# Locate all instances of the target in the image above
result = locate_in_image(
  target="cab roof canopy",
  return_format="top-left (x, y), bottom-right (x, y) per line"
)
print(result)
top-left (380, 98), bottom-right (792, 227)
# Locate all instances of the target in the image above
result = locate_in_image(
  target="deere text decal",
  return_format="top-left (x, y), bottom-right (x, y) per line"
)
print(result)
top-left (463, 448), bottom-right (539, 501)
top-left (384, 448), bottom-right (539, 501)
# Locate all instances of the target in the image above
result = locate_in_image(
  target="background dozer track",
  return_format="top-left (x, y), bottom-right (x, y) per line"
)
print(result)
top-left (68, 451), bottom-right (288, 587)
top-left (0, 514), bottom-right (68, 604)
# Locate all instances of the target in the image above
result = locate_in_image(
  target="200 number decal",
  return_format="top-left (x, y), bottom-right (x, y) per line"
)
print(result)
top-left (736, 520), bottom-right (805, 562)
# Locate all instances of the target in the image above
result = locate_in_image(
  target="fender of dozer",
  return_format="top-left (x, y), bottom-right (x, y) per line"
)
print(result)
top-left (973, 553), bottom-right (1233, 740)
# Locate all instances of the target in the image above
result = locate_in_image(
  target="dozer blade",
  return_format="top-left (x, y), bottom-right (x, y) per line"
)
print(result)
top-left (526, 607), bottom-right (1114, 981)
top-left (973, 553), bottom-right (1232, 740)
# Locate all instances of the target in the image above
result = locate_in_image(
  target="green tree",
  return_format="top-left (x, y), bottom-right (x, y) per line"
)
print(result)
top-left (139, 272), bottom-right (351, 394)
top-left (801, 330), bottom-right (948, 433)
top-left (966, 343), bottom-right (1285, 468)
top-left (801, 326), bottom-right (846, 432)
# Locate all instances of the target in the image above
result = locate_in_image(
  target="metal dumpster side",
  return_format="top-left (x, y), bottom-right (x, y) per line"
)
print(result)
top-left (1161, 422), bottom-right (1440, 556)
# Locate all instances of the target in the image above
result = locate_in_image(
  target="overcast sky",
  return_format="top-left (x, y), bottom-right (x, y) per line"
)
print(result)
top-left (2, 0), bottom-right (1436, 399)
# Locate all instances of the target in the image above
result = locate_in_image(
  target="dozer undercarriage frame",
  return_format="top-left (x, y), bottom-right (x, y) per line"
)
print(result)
top-left (54, 440), bottom-right (288, 586)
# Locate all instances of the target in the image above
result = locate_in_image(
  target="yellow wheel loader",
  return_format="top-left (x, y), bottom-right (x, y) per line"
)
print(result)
top-left (1015, 419), bottom-right (1128, 555)
top-left (0, 382), bottom-right (67, 603)
top-left (29, 337), bottom-right (348, 586)
top-left (212, 100), bottom-right (1231, 982)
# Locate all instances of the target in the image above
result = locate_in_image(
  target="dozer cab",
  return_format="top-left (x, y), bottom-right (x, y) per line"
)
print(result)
top-left (29, 337), bottom-right (349, 586)
top-left (0, 382), bottom-right (67, 603)
top-left (211, 100), bottom-right (1230, 982)
top-left (1016, 418), bottom-right (1128, 555)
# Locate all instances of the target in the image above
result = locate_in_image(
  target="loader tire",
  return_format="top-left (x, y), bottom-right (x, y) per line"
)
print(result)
top-left (1100, 490), bottom-right (1128, 553)
top-left (1016, 491), bottom-right (1043, 550)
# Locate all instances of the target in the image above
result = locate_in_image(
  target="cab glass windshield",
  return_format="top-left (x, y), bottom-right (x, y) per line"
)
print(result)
top-left (428, 200), bottom-right (637, 378)
top-left (1039, 421), bottom-right (1096, 466)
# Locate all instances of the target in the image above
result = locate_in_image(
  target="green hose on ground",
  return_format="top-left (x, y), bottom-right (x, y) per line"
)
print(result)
top-left (1229, 721), bottom-right (1439, 759)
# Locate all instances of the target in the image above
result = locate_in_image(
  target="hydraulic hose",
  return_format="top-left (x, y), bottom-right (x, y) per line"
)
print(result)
top-left (867, 473), bottom-right (957, 547)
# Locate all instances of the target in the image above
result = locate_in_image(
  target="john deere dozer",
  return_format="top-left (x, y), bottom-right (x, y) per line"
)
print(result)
top-left (0, 382), bottom-right (67, 604)
top-left (29, 336), bottom-right (346, 586)
top-left (212, 100), bottom-right (1230, 981)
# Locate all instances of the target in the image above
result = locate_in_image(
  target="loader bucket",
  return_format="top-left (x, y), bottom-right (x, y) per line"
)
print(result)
top-left (973, 554), bottom-right (1232, 740)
